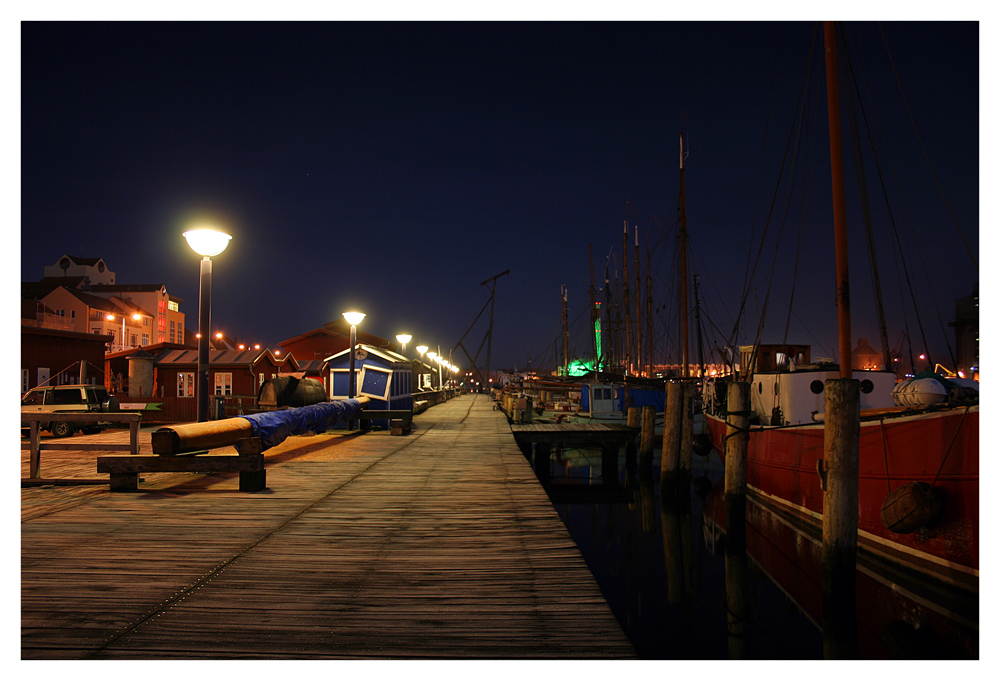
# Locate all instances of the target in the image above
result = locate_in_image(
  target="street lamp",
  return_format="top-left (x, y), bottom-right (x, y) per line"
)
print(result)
top-left (343, 312), bottom-right (366, 401)
top-left (106, 312), bottom-right (142, 352)
top-left (183, 227), bottom-right (232, 422)
top-left (395, 334), bottom-right (412, 356)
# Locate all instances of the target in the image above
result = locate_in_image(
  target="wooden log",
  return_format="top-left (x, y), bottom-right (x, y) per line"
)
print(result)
top-left (151, 418), bottom-right (254, 455)
top-left (822, 377), bottom-right (860, 659)
top-left (724, 381), bottom-right (750, 551)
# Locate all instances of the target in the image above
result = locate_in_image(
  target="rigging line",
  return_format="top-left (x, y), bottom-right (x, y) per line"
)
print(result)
top-left (841, 26), bottom-right (893, 367)
top-left (878, 22), bottom-right (978, 272)
top-left (728, 25), bottom-right (820, 353)
top-left (847, 26), bottom-right (934, 370)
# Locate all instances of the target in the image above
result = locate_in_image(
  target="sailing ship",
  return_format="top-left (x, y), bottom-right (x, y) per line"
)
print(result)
top-left (702, 23), bottom-right (979, 587)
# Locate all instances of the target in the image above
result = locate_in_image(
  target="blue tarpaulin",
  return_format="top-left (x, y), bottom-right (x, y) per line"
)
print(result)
top-left (237, 399), bottom-right (365, 452)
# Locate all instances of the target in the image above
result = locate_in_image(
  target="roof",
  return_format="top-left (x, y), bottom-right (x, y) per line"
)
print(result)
top-left (153, 347), bottom-right (292, 368)
top-left (325, 343), bottom-right (410, 365)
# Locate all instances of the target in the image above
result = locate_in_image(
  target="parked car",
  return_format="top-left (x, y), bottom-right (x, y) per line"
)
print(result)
top-left (21, 385), bottom-right (120, 437)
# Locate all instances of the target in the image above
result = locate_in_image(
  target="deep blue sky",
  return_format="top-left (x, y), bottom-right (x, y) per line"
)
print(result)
top-left (19, 20), bottom-right (980, 373)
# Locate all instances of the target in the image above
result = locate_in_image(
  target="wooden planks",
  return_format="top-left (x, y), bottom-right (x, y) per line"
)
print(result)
top-left (21, 395), bottom-right (634, 659)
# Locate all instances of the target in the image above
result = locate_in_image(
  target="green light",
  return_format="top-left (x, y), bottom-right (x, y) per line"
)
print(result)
top-left (568, 359), bottom-right (594, 377)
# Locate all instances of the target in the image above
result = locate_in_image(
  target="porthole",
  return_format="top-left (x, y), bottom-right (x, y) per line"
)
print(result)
top-left (810, 380), bottom-right (824, 394)
top-left (860, 379), bottom-right (874, 394)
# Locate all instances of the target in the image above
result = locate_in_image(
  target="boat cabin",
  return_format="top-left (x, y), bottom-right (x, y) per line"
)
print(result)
top-left (325, 344), bottom-right (413, 429)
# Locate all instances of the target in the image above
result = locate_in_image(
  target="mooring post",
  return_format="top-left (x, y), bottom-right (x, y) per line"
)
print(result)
top-left (679, 383), bottom-right (695, 495)
top-left (640, 405), bottom-right (655, 457)
top-left (822, 377), bottom-right (860, 659)
top-left (660, 381), bottom-right (683, 493)
top-left (724, 381), bottom-right (750, 550)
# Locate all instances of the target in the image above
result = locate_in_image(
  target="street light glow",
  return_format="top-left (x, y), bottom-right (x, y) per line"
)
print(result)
top-left (183, 228), bottom-right (232, 257)
top-left (396, 334), bottom-right (412, 344)
top-left (343, 311), bottom-right (366, 326)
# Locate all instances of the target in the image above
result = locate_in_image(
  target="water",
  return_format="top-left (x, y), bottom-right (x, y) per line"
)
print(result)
top-left (526, 444), bottom-right (977, 660)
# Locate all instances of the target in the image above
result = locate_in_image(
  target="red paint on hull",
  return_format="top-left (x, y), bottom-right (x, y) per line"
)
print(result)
top-left (706, 406), bottom-right (978, 572)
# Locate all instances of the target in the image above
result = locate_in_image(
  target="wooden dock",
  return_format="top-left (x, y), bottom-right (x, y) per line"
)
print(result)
top-left (21, 394), bottom-right (634, 659)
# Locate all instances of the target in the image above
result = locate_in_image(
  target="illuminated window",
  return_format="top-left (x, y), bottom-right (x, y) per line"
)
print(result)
top-left (178, 372), bottom-right (195, 398)
top-left (214, 372), bottom-right (233, 396)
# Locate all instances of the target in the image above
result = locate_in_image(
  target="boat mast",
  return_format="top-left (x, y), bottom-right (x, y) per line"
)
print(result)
top-left (622, 220), bottom-right (632, 375)
top-left (634, 225), bottom-right (643, 375)
top-left (824, 22), bottom-right (853, 378)
top-left (678, 134), bottom-right (690, 378)
top-left (646, 240), bottom-right (654, 378)
top-left (561, 284), bottom-right (569, 376)
top-left (589, 244), bottom-right (601, 371)
top-left (694, 274), bottom-right (706, 378)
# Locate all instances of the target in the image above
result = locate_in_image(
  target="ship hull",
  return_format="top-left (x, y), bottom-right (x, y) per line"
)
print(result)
top-left (704, 405), bottom-right (979, 579)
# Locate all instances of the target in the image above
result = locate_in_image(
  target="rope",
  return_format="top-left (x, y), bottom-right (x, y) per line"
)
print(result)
top-left (929, 405), bottom-right (971, 487)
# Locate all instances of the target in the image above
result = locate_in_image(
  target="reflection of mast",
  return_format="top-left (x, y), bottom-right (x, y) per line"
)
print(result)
top-left (622, 220), bottom-right (632, 375)
top-left (678, 134), bottom-right (690, 378)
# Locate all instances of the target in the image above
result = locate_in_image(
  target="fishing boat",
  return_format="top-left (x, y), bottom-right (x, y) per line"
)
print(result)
top-left (704, 22), bottom-right (979, 587)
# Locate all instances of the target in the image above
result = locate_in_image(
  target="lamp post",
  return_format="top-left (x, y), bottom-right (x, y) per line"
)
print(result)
top-left (183, 227), bottom-right (232, 423)
top-left (107, 312), bottom-right (142, 352)
top-left (396, 334), bottom-right (412, 357)
top-left (343, 312), bottom-right (366, 400)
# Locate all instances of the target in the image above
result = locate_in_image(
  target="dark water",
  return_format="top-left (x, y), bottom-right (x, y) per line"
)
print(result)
top-left (525, 443), bottom-right (977, 660)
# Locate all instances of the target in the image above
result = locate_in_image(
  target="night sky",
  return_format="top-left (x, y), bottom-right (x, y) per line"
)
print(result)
top-left (18, 18), bottom-right (980, 375)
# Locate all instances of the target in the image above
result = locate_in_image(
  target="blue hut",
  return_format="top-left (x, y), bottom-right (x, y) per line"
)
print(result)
top-left (325, 344), bottom-right (413, 429)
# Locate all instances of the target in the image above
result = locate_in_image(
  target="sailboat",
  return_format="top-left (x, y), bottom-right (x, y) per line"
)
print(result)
top-left (702, 23), bottom-right (978, 588)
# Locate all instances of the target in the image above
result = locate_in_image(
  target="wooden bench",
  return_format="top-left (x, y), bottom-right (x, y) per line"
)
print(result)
top-left (21, 412), bottom-right (142, 481)
top-left (97, 437), bottom-right (266, 492)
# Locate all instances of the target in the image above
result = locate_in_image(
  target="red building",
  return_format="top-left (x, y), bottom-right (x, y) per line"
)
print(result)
top-left (280, 319), bottom-right (393, 362)
top-left (21, 326), bottom-right (113, 394)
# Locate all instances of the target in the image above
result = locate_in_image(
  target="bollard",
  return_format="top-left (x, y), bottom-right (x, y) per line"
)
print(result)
top-left (724, 381), bottom-right (750, 551)
top-left (822, 378), bottom-right (860, 659)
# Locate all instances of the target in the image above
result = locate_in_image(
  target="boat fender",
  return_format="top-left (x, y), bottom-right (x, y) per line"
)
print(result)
top-left (692, 433), bottom-right (713, 457)
top-left (879, 481), bottom-right (944, 534)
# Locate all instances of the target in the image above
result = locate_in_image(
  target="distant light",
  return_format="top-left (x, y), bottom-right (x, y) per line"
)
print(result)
top-left (238, 344), bottom-right (245, 350)
top-left (343, 311), bottom-right (366, 326)
top-left (196, 333), bottom-right (202, 338)
top-left (132, 313), bottom-right (142, 321)
top-left (427, 352), bottom-right (438, 360)
top-left (416, 345), bottom-right (429, 355)
top-left (216, 332), bottom-right (223, 339)
top-left (183, 228), bottom-right (232, 257)
top-left (275, 350), bottom-right (281, 356)
top-left (396, 334), bottom-right (412, 344)
top-left (254, 344), bottom-right (260, 350)
top-left (919, 354), bottom-right (927, 360)
top-left (106, 314), bottom-right (115, 321)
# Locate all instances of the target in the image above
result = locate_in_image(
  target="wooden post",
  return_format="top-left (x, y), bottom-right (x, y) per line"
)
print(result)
top-left (822, 377), bottom-right (860, 659)
top-left (724, 381), bottom-right (750, 551)
top-left (626, 406), bottom-right (640, 483)
top-left (660, 381), bottom-right (683, 493)
top-left (237, 437), bottom-right (266, 492)
top-left (29, 421), bottom-right (41, 479)
top-left (679, 383), bottom-right (694, 493)
top-left (640, 405), bottom-right (655, 457)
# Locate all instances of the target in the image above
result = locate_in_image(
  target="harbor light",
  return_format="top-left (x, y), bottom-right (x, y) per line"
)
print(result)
top-left (184, 226), bottom-right (232, 422)
top-left (343, 311), bottom-right (366, 402)
top-left (396, 334), bottom-right (412, 355)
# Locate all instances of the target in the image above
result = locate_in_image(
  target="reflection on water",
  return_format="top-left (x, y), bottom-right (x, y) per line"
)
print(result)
top-left (525, 443), bottom-right (977, 660)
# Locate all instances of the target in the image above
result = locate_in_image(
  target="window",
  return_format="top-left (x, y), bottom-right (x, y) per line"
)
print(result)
top-left (141, 333), bottom-right (149, 346)
top-left (214, 372), bottom-right (233, 396)
top-left (178, 372), bottom-right (195, 398)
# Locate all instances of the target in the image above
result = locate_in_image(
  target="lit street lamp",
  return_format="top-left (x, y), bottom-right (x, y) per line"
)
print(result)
top-left (395, 333), bottom-right (412, 356)
top-left (106, 312), bottom-right (142, 353)
top-left (343, 311), bottom-right (366, 400)
top-left (183, 227), bottom-right (232, 423)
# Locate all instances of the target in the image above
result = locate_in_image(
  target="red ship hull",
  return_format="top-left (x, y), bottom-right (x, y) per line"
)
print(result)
top-left (705, 405), bottom-right (979, 579)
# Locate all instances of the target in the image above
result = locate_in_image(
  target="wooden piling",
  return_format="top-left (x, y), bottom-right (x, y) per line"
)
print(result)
top-left (640, 405), bottom-right (655, 457)
top-left (724, 381), bottom-right (750, 551)
top-left (679, 383), bottom-right (694, 491)
top-left (660, 382), bottom-right (682, 491)
top-left (822, 377), bottom-right (860, 659)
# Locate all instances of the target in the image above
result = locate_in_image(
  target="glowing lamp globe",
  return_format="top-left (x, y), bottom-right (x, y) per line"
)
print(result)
top-left (343, 311), bottom-right (366, 326)
top-left (183, 228), bottom-right (232, 257)
top-left (416, 345), bottom-right (429, 355)
top-left (396, 334), bottom-right (412, 344)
